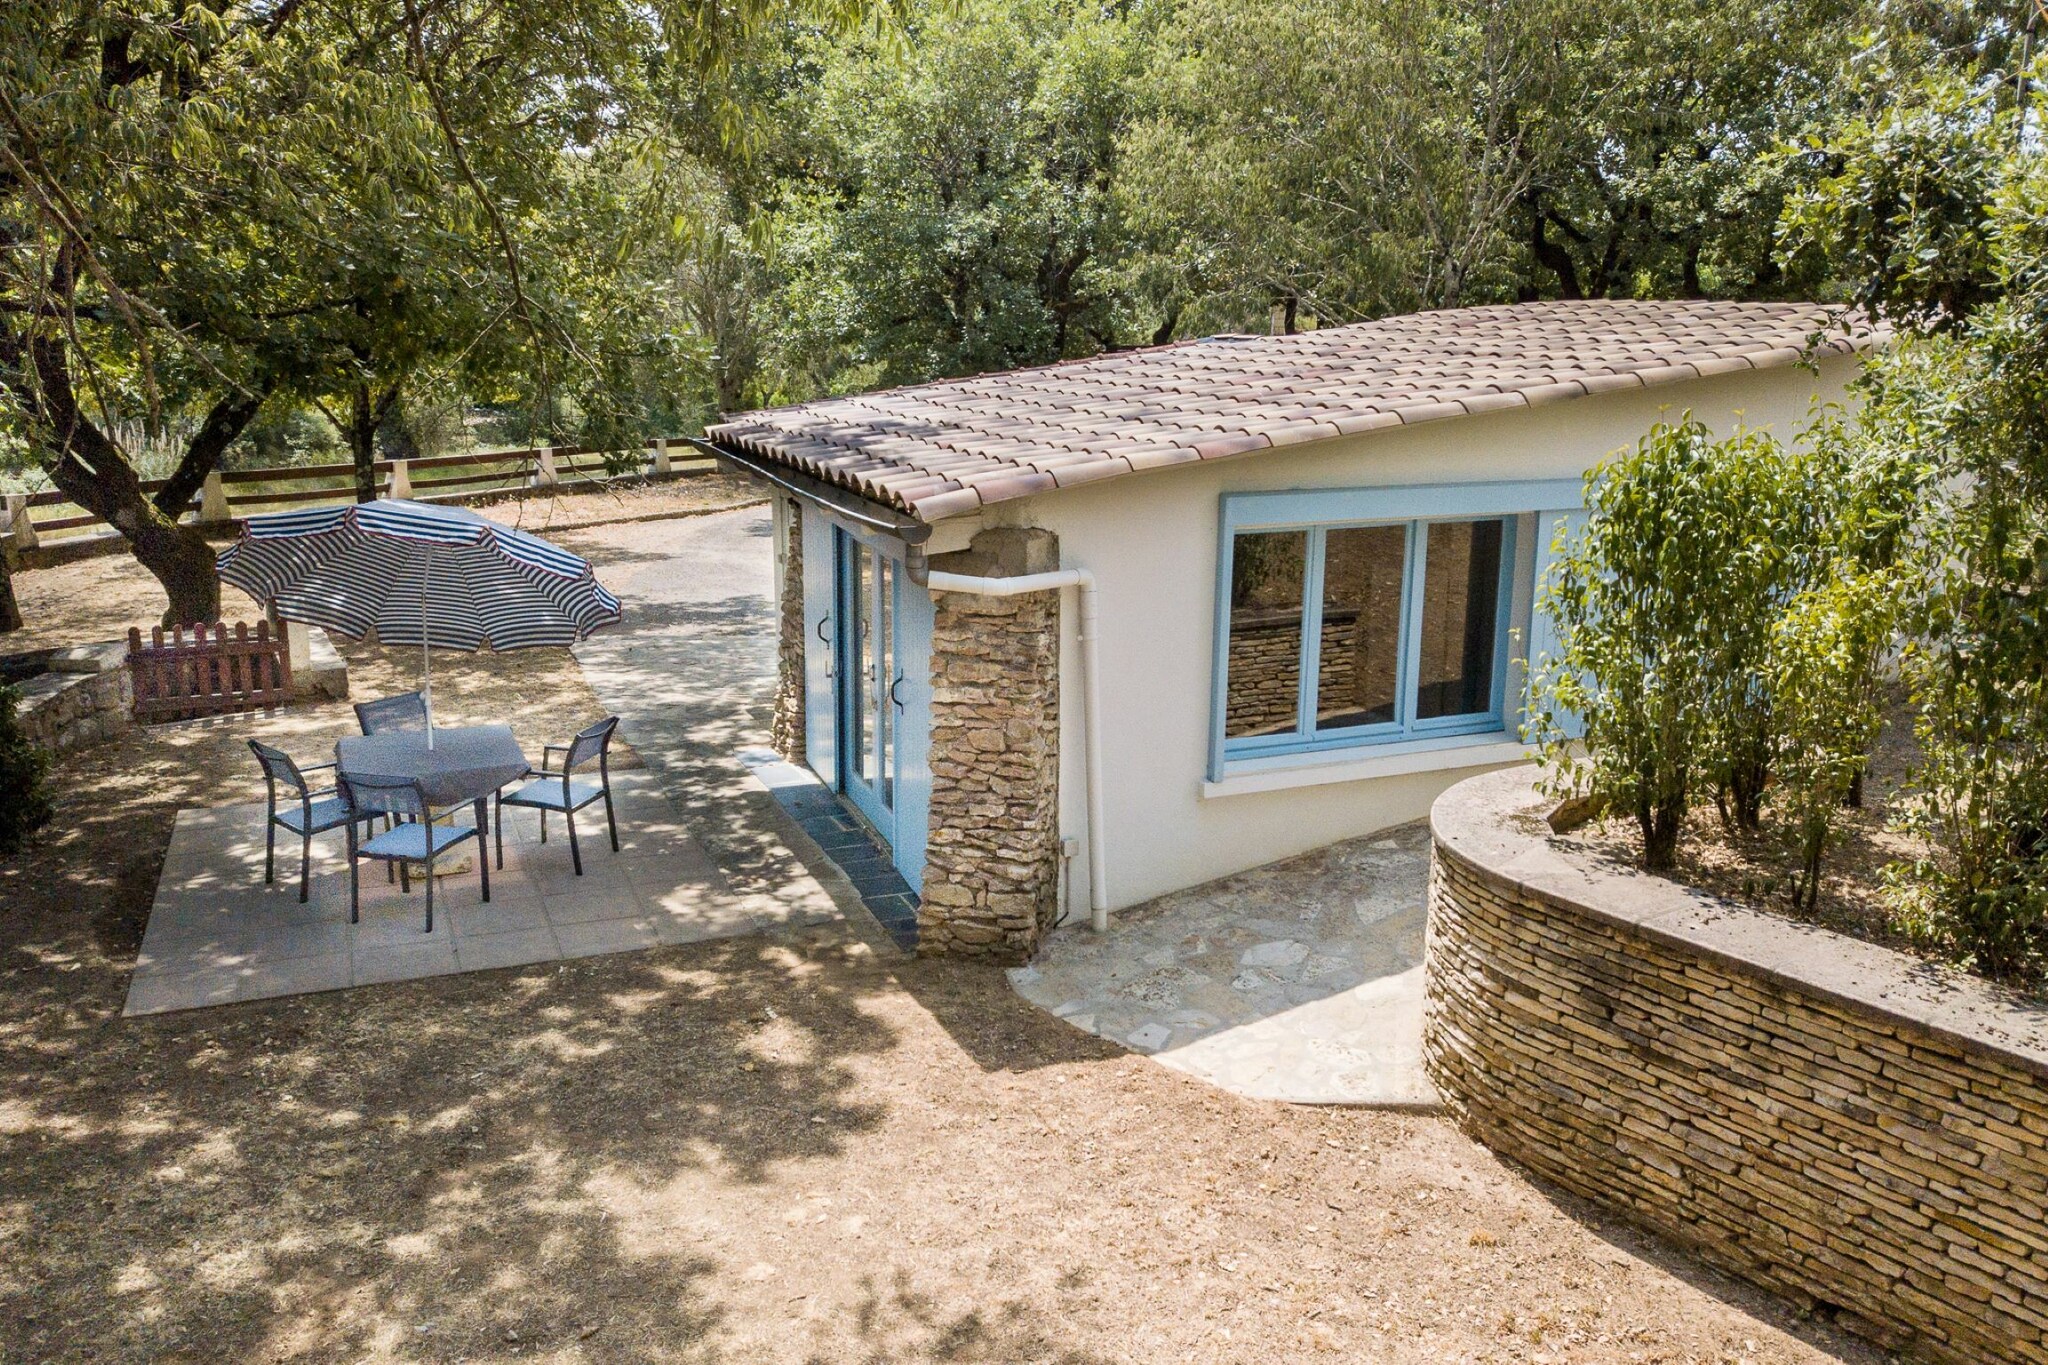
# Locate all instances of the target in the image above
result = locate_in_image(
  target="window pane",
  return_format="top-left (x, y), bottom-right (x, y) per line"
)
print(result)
top-left (1224, 530), bottom-right (1308, 739)
top-left (1316, 524), bottom-right (1407, 730)
top-left (1415, 519), bottom-right (1504, 720)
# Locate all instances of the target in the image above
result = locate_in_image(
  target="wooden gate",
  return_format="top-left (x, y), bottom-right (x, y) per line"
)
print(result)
top-left (128, 622), bottom-right (294, 723)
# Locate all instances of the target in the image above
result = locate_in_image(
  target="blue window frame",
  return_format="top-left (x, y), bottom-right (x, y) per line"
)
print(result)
top-left (1209, 480), bottom-right (1579, 778)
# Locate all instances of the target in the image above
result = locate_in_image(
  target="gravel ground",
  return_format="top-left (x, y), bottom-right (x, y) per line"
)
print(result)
top-left (0, 511), bottom-right (1882, 1364)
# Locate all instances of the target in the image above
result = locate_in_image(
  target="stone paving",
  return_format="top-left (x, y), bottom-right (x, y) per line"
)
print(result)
top-left (1008, 821), bottom-right (1436, 1107)
top-left (124, 771), bottom-right (788, 1015)
top-left (564, 509), bottom-right (909, 952)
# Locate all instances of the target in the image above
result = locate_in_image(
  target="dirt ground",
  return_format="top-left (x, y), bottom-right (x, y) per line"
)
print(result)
top-left (0, 507), bottom-right (1882, 1364)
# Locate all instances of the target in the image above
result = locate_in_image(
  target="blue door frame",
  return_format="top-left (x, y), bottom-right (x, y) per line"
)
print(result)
top-left (830, 526), bottom-right (931, 891)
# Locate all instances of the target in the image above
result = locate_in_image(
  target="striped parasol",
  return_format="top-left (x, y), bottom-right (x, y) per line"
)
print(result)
top-left (218, 499), bottom-right (622, 745)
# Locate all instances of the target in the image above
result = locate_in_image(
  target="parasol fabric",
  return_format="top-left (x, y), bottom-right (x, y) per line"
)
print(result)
top-left (217, 499), bottom-right (622, 650)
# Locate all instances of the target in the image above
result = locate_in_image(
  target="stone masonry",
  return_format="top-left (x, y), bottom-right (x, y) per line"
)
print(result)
top-left (12, 641), bottom-right (133, 756)
top-left (1426, 766), bottom-right (2048, 1363)
top-left (771, 498), bottom-right (806, 763)
top-left (919, 527), bottom-right (1061, 959)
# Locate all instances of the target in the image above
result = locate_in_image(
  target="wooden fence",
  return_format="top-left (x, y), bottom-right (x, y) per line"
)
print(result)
top-left (9, 438), bottom-right (714, 542)
top-left (127, 621), bottom-right (294, 723)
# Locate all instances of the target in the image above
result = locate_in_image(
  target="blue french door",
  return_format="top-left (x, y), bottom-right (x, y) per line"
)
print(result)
top-left (832, 528), bottom-right (932, 889)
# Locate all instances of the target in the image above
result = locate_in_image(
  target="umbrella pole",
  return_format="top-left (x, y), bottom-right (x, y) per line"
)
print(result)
top-left (422, 543), bottom-right (434, 749)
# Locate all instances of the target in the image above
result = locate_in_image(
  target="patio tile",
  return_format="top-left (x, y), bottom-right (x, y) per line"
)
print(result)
top-left (234, 953), bottom-right (354, 1003)
top-left (444, 897), bottom-right (550, 938)
top-left (244, 919), bottom-right (353, 963)
top-left (453, 928), bottom-right (562, 972)
top-left (353, 939), bottom-right (462, 987)
top-left (540, 884), bottom-right (649, 925)
top-left (551, 914), bottom-right (664, 959)
top-left (124, 968), bottom-right (242, 1017)
top-left (349, 902), bottom-right (443, 948)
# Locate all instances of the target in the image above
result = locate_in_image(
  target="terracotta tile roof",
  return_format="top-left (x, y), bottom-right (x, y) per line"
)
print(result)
top-left (706, 299), bottom-right (1878, 523)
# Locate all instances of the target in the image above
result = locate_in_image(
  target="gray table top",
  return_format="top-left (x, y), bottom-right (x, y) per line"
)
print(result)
top-left (336, 724), bottom-right (532, 808)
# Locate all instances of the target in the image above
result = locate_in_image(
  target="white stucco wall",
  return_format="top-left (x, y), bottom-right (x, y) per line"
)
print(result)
top-left (964, 356), bottom-right (1860, 917)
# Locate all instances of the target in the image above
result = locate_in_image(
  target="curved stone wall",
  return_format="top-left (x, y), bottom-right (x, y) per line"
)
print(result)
top-left (1426, 766), bottom-right (2048, 1363)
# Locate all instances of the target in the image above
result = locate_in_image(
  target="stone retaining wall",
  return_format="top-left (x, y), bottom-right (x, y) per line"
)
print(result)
top-left (10, 641), bottom-right (133, 755)
top-left (918, 528), bottom-right (1062, 958)
top-left (1425, 766), bottom-right (2048, 1362)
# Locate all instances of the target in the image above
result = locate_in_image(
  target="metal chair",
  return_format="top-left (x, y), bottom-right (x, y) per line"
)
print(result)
top-left (249, 740), bottom-right (377, 904)
top-left (337, 773), bottom-right (488, 932)
top-left (496, 716), bottom-right (620, 876)
top-left (353, 691), bottom-right (429, 734)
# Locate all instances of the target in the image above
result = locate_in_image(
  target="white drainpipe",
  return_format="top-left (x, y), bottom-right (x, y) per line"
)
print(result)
top-left (920, 565), bottom-right (1110, 933)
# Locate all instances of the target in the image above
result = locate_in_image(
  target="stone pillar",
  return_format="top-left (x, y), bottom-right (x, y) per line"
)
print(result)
top-left (535, 447), bottom-right (560, 487)
top-left (649, 437), bottom-right (672, 476)
top-left (919, 527), bottom-right (1063, 960)
top-left (199, 470), bottom-right (230, 522)
top-left (770, 498), bottom-right (806, 762)
top-left (387, 459), bottom-right (412, 500)
top-left (6, 493), bottom-right (38, 550)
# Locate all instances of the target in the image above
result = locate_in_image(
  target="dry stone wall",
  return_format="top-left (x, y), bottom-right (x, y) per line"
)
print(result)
top-left (918, 528), bottom-right (1062, 958)
top-left (771, 498), bottom-right (806, 763)
top-left (1426, 766), bottom-right (2048, 1363)
top-left (12, 641), bottom-right (133, 756)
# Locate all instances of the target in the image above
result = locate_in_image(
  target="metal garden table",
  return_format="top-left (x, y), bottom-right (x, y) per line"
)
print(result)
top-left (336, 725), bottom-right (532, 870)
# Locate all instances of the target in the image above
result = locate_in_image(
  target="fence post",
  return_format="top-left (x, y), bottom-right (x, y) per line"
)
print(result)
top-left (649, 437), bottom-right (671, 477)
top-left (200, 470), bottom-right (230, 523)
top-left (387, 459), bottom-right (412, 500)
top-left (4, 493), bottom-right (36, 550)
top-left (535, 447), bottom-right (560, 487)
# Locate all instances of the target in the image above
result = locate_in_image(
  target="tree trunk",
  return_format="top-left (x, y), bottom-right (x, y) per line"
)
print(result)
top-left (6, 331), bottom-right (228, 625)
top-left (350, 382), bottom-right (378, 502)
top-left (0, 537), bottom-right (22, 634)
top-left (346, 380), bottom-right (401, 502)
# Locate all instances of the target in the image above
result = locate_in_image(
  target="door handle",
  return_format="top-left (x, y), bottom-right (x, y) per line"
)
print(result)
top-left (890, 674), bottom-right (905, 711)
top-left (816, 615), bottom-right (832, 680)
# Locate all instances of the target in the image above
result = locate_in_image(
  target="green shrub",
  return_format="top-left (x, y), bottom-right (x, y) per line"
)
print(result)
top-left (1531, 413), bottom-right (1900, 881)
top-left (1530, 416), bottom-right (1763, 870)
top-left (0, 683), bottom-right (52, 856)
top-left (1768, 569), bottom-right (1898, 912)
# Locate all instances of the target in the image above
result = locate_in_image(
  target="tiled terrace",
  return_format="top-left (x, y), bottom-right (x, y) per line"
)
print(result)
top-left (125, 771), bottom-right (829, 1015)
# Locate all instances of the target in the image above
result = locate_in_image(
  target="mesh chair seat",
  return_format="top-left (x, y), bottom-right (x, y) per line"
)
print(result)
top-left (495, 716), bottom-right (621, 878)
top-left (501, 777), bottom-right (606, 813)
top-left (275, 796), bottom-right (356, 835)
top-left (360, 820), bottom-right (478, 862)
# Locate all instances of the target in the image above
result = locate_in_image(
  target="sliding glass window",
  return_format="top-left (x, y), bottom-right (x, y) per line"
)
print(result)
top-left (1220, 517), bottom-right (1512, 762)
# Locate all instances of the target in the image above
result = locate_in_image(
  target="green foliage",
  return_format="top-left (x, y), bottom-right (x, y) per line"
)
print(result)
top-left (1530, 415), bottom-right (1901, 880)
top-left (1531, 418), bottom-right (1739, 869)
top-left (1786, 38), bottom-right (2048, 980)
top-left (1119, 0), bottom-right (1864, 330)
top-left (1769, 568), bottom-right (1899, 912)
top-left (769, 0), bottom-right (1148, 389)
top-left (0, 684), bottom-right (52, 857)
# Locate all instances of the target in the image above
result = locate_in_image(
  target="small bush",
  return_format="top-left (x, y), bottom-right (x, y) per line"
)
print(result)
top-left (0, 683), bottom-right (53, 856)
top-left (1531, 413), bottom-right (1903, 888)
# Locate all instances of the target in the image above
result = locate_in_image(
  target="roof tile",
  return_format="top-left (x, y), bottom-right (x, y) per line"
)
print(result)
top-left (707, 300), bottom-right (1878, 522)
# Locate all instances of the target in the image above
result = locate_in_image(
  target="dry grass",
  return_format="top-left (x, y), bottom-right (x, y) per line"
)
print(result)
top-left (0, 511), bottom-right (1880, 1364)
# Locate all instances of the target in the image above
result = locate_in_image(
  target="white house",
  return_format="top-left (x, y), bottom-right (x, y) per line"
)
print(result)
top-left (701, 300), bottom-right (1873, 956)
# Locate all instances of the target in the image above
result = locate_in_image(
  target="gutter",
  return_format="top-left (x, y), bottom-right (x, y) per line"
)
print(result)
top-left (685, 438), bottom-right (931, 543)
top-left (907, 558), bottom-right (1111, 935)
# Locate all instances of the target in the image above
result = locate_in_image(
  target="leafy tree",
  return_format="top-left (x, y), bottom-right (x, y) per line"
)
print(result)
top-left (1783, 34), bottom-right (2048, 977)
top-left (771, 0), bottom-right (1147, 389)
top-left (1122, 0), bottom-right (1571, 330)
top-left (0, 0), bottom-right (861, 625)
